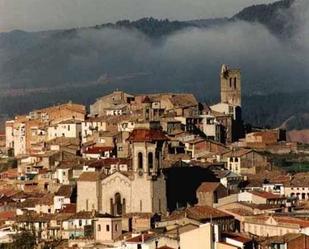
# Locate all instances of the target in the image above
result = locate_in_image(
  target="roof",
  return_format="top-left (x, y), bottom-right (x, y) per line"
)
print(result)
top-left (127, 128), bottom-right (169, 142)
top-left (88, 158), bottom-right (131, 169)
top-left (16, 212), bottom-right (54, 223)
top-left (222, 148), bottom-right (254, 158)
top-left (166, 205), bottom-right (232, 222)
top-left (169, 94), bottom-right (198, 109)
top-left (245, 215), bottom-right (309, 229)
top-left (84, 146), bottom-right (114, 154)
top-left (55, 185), bottom-right (73, 198)
top-left (70, 211), bottom-right (95, 220)
top-left (222, 233), bottom-right (252, 244)
top-left (261, 233), bottom-right (306, 245)
top-left (196, 182), bottom-right (222, 193)
top-left (0, 211), bottom-right (16, 221)
top-left (126, 233), bottom-right (156, 243)
top-left (78, 171), bottom-right (105, 182)
top-left (250, 191), bottom-right (286, 200)
top-left (60, 203), bottom-right (76, 214)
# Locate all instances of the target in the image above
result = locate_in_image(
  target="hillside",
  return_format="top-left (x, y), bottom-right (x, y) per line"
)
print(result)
top-left (233, 0), bottom-right (296, 36)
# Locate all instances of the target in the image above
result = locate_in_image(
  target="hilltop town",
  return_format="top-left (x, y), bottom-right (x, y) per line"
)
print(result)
top-left (0, 65), bottom-right (308, 249)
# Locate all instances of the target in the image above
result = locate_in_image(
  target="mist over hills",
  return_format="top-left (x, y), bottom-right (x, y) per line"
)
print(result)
top-left (0, 0), bottom-right (308, 130)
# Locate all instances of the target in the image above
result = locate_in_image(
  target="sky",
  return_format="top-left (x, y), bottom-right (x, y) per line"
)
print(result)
top-left (0, 0), bottom-right (278, 32)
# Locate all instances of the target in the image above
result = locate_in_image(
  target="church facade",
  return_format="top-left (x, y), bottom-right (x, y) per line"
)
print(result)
top-left (77, 127), bottom-right (168, 216)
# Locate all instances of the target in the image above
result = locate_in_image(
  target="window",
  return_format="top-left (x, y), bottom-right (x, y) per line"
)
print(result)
top-left (68, 125), bottom-right (70, 131)
top-left (106, 225), bottom-right (110, 232)
top-left (234, 77), bottom-right (237, 88)
top-left (79, 220), bottom-right (82, 227)
top-left (235, 157), bottom-right (239, 162)
top-left (98, 224), bottom-right (101, 232)
top-left (115, 224), bottom-right (118, 231)
top-left (229, 78), bottom-right (232, 88)
top-left (138, 152), bottom-right (143, 169)
top-left (148, 152), bottom-right (154, 171)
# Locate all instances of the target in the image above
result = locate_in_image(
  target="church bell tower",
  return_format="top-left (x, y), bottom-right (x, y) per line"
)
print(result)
top-left (220, 64), bottom-right (241, 107)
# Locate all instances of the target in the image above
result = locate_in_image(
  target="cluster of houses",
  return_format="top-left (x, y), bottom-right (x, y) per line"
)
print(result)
top-left (0, 65), bottom-right (308, 249)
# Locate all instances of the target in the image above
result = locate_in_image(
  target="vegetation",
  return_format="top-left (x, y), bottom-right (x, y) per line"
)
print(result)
top-left (0, 231), bottom-right (36, 249)
top-left (233, 0), bottom-right (296, 36)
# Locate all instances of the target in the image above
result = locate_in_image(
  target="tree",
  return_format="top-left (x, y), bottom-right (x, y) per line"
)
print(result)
top-left (7, 231), bottom-right (36, 249)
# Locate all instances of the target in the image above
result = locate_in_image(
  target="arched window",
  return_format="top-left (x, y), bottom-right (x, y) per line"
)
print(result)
top-left (229, 78), bottom-right (232, 88)
top-left (138, 152), bottom-right (143, 169)
top-left (115, 193), bottom-right (122, 215)
top-left (234, 77), bottom-right (237, 89)
top-left (148, 152), bottom-right (154, 171)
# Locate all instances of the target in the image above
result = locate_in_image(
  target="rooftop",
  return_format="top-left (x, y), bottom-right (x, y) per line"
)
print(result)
top-left (127, 128), bottom-right (169, 142)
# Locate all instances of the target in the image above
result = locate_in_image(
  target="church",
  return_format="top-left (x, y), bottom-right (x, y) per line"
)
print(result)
top-left (77, 124), bottom-right (168, 216)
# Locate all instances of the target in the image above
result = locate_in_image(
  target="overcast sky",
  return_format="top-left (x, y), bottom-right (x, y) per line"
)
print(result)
top-left (0, 0), bottom-right (278, 32)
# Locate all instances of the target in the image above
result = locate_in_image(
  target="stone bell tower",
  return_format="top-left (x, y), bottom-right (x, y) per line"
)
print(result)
top-left (220, 64), bottom-right (241, 107)
top-left (127, 126), bottom-right (168, 215)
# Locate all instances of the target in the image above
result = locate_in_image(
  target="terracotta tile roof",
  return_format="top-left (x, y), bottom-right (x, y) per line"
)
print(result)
top-left (84, 146), bottom-right (114, 154)
top-left (37, 193), bottom-right (54, 205)
top-left (222, 233), bottom-right (252, 243)
top-left (196, 182), bottom-right (221, 193)
top-left (127, 129), bottom-right (169, 142)
top-left (126, 233), bottom-right (156, 243)
top-left (167, 205), bottom-right (232, 222)
top-left (245, 215), bottom-right (309, 229)
top-left (55, 185), bottom-right (73, 198)
top-left (0, 211), bottom-right (16, 221)
top-left (250, 191), bottom-right (286, 200)
top-left (225, 208), bottom-right (254, 217)
top-left (157, 246), bottom-right (175, 249)
top-left (89, 158), bottom-right (132, 169)
top-left (16, 212), bottom-right (54, 223)
top-left (60, 203), bottom-right (76, 214)
top-left (78, 171), bottom-right (105, 182)
top-left (70, 211), bottom-right (95, 220)
top-left (222, 148), bottom-right (253, 158)
top-left (122, 212), bottom-right (153, 218)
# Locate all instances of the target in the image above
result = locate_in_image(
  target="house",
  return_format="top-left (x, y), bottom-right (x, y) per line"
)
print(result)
top-left (245, 129), bottom-right (286, 148)
top-left (82, 146), bottom-right (114, 159)
top-left (54, 164), bottom-right (73, 185)
top-left (157, 205), bottom-right (235, 233)
top-left (200, 114), bottom-right (223, 143)
top-left (90, 91), bottom-right (134, 117)
top-left (47, 119), bottom-right (81, 141)
top-left (122, 213), bottom-right (154, 232)
top-left (94, 213), bottom-right (122, 243)
top-left (244, 215), bottom-right (309, 237)
top-left (184, 137), bottom-right (227, 159)
top-left (62, 211), bottom-right (95, 239)
top-left (15, 212), bottom-right (54, 240)
top-left (259, 233), bottom-right (309, 249)
top-left (217, 233), bottom-right (254, 249)
top-left (283, 173), bottom-right (309, 201)
top-left (221, 149), bottom-right (269, 175)
top-left (54, 185), bottom-right (75, 211)
top-left (196, 182), bottom-right (228, 207)
top-left (238, 191), bottom-right (286, 205)
top-left (124, 232), bottom-right (158, 249)
top-left (213, 170), bottom-right (243, 192)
